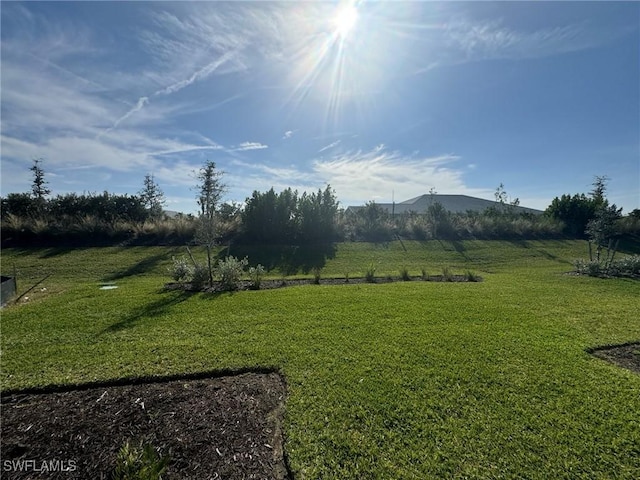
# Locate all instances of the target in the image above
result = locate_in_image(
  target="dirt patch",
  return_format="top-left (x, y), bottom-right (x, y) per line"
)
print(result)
top-left (588, 342), bottom-right (640, 374)
top-left (1, 371), bottom-right (289, 479)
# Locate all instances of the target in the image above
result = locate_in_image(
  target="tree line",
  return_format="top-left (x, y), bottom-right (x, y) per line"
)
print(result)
top-left (1, 159), bottom-right (638, 246)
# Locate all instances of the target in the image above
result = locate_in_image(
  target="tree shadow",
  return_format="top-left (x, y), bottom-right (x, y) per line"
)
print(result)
top-left (38, 246), bottom-right (81, 259)
top-left (220, 243), bottom-right (337, 275)
top-left (99, 289), bottom-right (195, 334)
top-left (435, 239), bottom-right (471, 261)
top-left (101, 252), bottom-right (172, 282)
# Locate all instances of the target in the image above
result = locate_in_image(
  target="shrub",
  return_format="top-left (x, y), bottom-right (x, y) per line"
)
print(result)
top-left (112, 441), bottom-right (169, 480)
top-left (421, 268), bottom-right (429, 281)
top-left (576, 255), bottom-right (640, 277)
top-left (170, 256), bottom-right (193, 283)
top-left (312, 267), bottom-right (322, 285)
top-left (442, 266), bottom-right (453, 282)
top-left (614, 255), bottom-right (640, 275)
top-left (248, 264), bottom-right (265, 290)
top-left (191, 263), bottom-right (210, 289)
top-left (216, 256), bottom-right (249, 290)
top-left (400, 266), bottom-right (411, 281)
top-left (465, 270), bottom-right (479, 282)
top-left (365, 263), bottom-right (376, 283)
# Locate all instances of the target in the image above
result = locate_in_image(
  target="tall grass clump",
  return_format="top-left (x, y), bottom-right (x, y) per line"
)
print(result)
top-left (365, 263), bottom-right (376, 283)
top-left (312, 267), bottom-right (322, 285)
top-left (400, 266), bottom-right (411, 281)
top-left (442, 266), bottom-right (453, 282)
top-left (465, 270), bottom-right (479, 282)
top-left (111, 441), bottom-right (169, 480)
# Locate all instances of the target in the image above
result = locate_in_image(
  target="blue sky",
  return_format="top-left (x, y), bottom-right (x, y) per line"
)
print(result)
top-left (1, 1), bottom-right (638, 214)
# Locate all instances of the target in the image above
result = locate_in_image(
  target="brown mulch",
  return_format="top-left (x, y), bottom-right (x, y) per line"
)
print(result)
top-left (167, 274), bottom-right (480, 293)
top-left (1, 372), bottom-right (290, 479)
top-left (589, 342), bottom-right (640, 374)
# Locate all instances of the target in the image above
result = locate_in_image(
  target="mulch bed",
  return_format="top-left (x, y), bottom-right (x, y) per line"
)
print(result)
top-left (166, 274), bottom-right (480, 293)
top-left (1, 372), bottom-right (289, 479)
top-left (588, 342), bottom-right (640, 374)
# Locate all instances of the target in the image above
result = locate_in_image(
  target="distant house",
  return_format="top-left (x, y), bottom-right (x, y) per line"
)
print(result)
top-left (346, 194), bottom-right (543, 216)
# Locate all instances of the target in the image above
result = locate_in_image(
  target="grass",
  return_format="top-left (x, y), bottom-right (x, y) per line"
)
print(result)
top-left (2, 240), bottom-right (640, 478)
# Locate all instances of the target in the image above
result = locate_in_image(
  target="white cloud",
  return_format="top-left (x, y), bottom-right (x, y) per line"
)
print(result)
top-left (225, 146), bottom-right (491, 207)
top-left (312, 146), bottom-right (491, 205)
top-left (283, 130), bottom-right (294, 139)
top-left (318, 140), bottom-right (341, 153)
top-left (234, 142), bottom-right (269, 151)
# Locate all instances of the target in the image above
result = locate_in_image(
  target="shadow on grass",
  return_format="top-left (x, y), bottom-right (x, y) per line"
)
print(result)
top-left (101, 251), bottom-right (176, 282)
top-left (38, 246), bottom-right (81, 259)
top-left (435, 239), bottom-right (471, 261)
top-left (219, 243), bottom-right (337, 276)
top-left (99, 289), bottom-right (195, 334)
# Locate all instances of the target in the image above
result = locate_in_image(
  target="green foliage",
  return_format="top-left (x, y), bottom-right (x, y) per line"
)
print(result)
top-left (138, 174), bottom-right (166, 219)
top-left (196, 160), bottom-right (225, 219)
top-left (365, 263), bottom-right (376, 283)
top-left (575, 255), bottom-right (640, 277)
top-left (248, 264), bottom-right (266, 290)
top-left (190, 263), bottom-right (210, 289)
top-left (545, 193), bottom-right (598, 237)
top-left (242, 187), bottom-right (299, 244)
top-left (297, 186), bottom-right (340, 243)
top-left (169, 256), bottom-right (193, 283)
top-left (312, 267), bottom-right (322, 284)
top-left (442, 266), bottom-right (453, 282)
top-left (399, 266), bottom-right (411, 281)
top-left (465, 270), bottom-right (479, 282)
top-left (241, 185), bottom-right (339, 244)
top-left (216, 256), bottom-right (249, 290)
top-left (111, 440), bottom-right (169, 480)
top-left (421, 267), bottom-right (428, 280)
top-left (613, 255), bottom-right (640, 275)
top-left (347, 202), bottom-right (394, 241)
top-left (30, 158), bottom-right (51, 200)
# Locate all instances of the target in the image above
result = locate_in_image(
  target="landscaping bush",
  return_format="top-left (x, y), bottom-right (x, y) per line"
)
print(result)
top-left (170, 256), bottom-right (193, 283)
top-left (248, 264), bottom-right (266, 290)
top-left (191, 263), bottom-right (210, 289)
top-left (312, 267), bottom-right (322, 285)
top-left (576, 255), bottom-right (640, 277)
top-left (216, 256), bottom-right (249, 290)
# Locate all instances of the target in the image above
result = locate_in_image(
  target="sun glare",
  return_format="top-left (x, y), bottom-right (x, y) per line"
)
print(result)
top-left (333, 6), bottom-right (358, 37)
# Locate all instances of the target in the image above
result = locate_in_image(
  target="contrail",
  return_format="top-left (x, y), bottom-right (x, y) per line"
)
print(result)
top-left (100, 51), bottom-right (234, 137)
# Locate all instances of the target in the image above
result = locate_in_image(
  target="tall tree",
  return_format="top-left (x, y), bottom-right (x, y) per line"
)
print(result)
top-left (197, 160), bottom-right (225, 219)
top-left (585, 176), bottom-right (622, 263)
top-left (194, 161), bottom-right (226, 285)
top-left (30, 158), bottom-right (51, 200)
top-left (138, 174), bottom-right (166, 219)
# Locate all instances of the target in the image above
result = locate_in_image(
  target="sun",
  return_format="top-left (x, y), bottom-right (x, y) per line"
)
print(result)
top-left (332, 5), bottom-right (358, 38)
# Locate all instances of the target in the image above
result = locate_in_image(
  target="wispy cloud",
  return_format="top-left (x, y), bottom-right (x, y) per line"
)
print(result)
top-left (283, 130), bottom-right (294, 139)
top-left (225, 146), bottom-right (491, 206)
top-left (318, 140), bottom-right (341, 153)
top-left (234, 142), bottom-right (269, 151)
top-left (312, 146), bottom-right (490, 205)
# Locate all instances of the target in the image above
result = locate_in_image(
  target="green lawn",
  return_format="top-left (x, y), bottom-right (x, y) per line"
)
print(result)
top-left (2, 240), bottom-right (639, 478)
